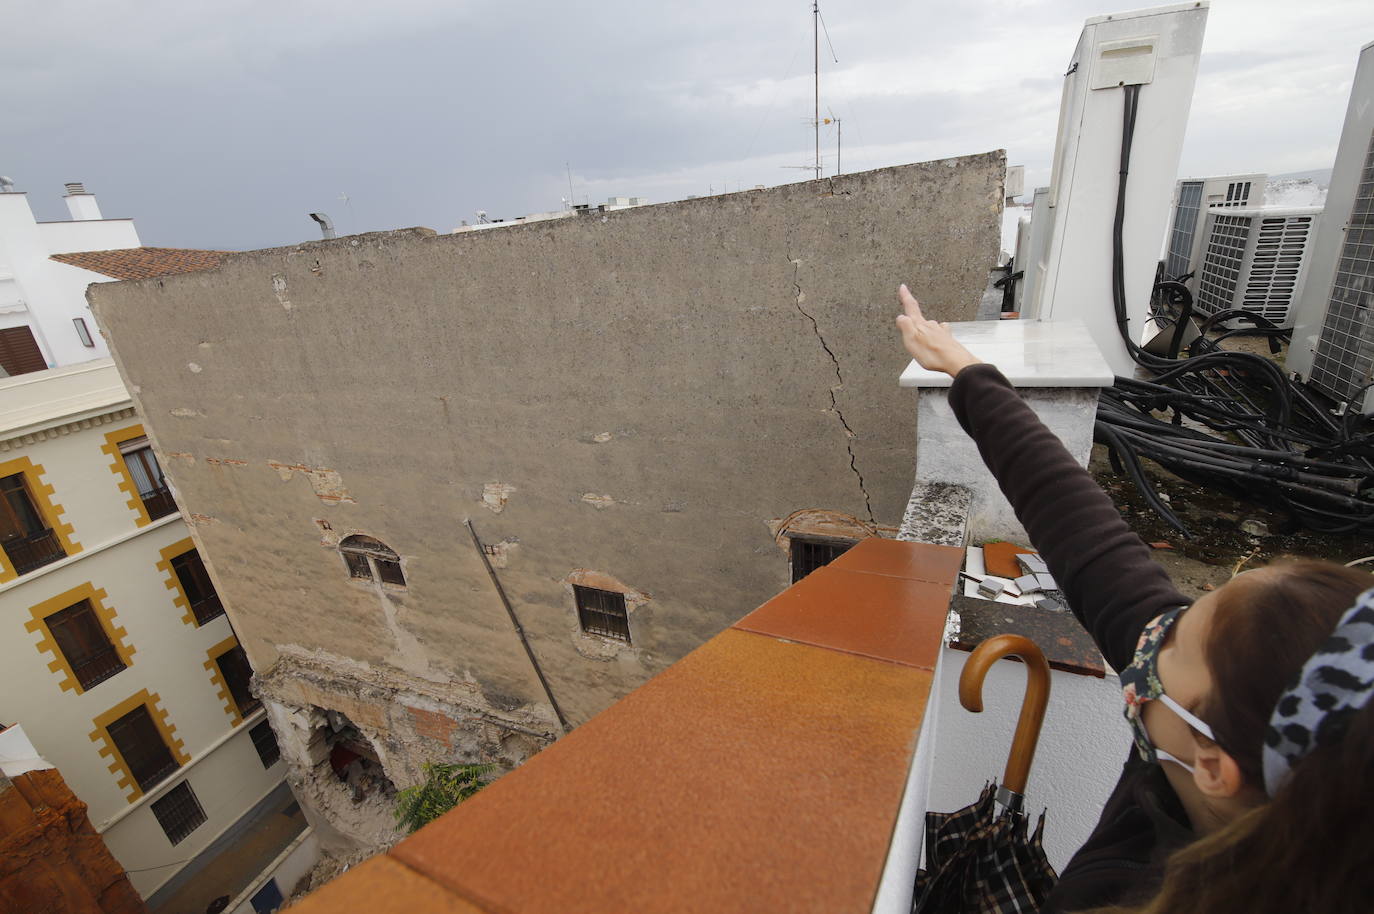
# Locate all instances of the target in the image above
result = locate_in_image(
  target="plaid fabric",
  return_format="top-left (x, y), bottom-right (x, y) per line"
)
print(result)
top-left (913, 784), bottom-right (1058, 914)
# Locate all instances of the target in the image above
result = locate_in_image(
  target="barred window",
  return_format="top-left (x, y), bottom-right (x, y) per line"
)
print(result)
top-left (150, 781), bottom-right (206, 845)
top-left (789, 536), bottom-right (854, 583)
top-left (574, 585), bottom-right (630, 643)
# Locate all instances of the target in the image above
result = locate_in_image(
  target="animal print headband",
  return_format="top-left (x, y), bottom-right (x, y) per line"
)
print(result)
top-left (1262, 587), bottom-right (1374, 797)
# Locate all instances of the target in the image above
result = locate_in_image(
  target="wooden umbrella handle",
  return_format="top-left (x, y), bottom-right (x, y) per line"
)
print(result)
top-left (958, 634), bottom-right (1052, 796)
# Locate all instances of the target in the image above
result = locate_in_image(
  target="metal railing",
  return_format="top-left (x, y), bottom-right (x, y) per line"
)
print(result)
top-left (141, 485), bottom-right (179, 520)
top-left (3, 528), bottom-right (66, 575)
top-left (190, 593), bottom-right (225, 625)
top-left (73, 645), bottom-right (126, 690)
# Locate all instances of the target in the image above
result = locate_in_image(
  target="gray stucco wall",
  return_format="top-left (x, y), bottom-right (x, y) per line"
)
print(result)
top-left (90, 155), bottom-right (1002, 739)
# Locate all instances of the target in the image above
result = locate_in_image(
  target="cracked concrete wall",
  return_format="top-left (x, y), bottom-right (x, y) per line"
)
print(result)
top-left (89, 155), bottom-right (1002, 818)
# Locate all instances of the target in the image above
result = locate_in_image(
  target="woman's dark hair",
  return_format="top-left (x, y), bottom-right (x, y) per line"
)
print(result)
top-left (1199, 559), bottom-right (1373, 785)
top-left (1091, 559), bottom-right (1374, 914)
top-left (1091, 700), bottom-right (1374, 914)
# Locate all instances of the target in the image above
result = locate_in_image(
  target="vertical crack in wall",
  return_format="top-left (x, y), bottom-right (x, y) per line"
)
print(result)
top-left (789, 257), bottom-right (876, 524)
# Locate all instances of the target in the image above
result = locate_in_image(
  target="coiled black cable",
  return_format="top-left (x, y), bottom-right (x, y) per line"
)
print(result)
top-left (1092, 84), bottom-right (1374, 536)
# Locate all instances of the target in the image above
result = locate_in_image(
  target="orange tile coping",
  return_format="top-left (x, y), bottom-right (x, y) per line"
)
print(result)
top-left (288, 539), bottom-right (957, 914)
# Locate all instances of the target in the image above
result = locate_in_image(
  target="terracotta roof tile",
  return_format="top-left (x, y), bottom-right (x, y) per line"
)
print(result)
top-left (49, 247), bottom-right (227, 280)
top-left (733, 566), bottom-right (952, 670)
top-left (286, 855), bottom-right (489, 913)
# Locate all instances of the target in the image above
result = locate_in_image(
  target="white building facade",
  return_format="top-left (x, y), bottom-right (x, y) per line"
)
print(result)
top-left (0, 182), bottom-right (141, 372)
top-left (0, 358), bottom-right (291, 902)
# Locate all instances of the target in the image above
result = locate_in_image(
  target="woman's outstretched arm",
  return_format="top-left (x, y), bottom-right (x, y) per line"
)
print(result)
top-left (897, 285), bottom-right (1187, 670)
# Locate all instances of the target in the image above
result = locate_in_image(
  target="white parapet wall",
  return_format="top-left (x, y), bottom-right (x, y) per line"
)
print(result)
top-left (900, 319), bottom-right (1114, 545)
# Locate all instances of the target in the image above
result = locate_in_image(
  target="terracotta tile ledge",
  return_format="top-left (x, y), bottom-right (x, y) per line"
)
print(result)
top-left (288, 538), bottom-right (959, 913)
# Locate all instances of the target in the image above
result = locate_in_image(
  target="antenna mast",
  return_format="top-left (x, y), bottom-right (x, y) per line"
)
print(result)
top-left (813, 1), bottom-right (820, 180)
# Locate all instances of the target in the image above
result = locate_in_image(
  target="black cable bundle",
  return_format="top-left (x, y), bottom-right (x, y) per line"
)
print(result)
top-left (1094, 85), bottom-right (1374, 536)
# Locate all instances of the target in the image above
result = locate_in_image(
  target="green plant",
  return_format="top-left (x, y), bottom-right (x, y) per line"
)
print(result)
top-left (394, 762), bottom-right (490, 833)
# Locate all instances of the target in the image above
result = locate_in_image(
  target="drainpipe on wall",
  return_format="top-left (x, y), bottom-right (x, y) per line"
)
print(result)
top-left (464, 519), bottom-right (571, 734)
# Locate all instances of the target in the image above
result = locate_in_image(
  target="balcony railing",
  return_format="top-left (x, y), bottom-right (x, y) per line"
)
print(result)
top-left (3, 528), bottom-right (66, 575)
top-left (141, 485), bottom-right (179, 521)
top-left (73, 645), bottom-right (126, 691)
top-left (190, 593), bottom-right (226, 625)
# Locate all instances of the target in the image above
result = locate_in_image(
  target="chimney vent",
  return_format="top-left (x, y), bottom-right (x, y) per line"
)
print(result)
top-left (64, 182), bottom-right (88, 195)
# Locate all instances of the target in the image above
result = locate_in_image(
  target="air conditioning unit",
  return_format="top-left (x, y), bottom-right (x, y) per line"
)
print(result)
top-left (1162, 174), bottom-right (1266, 287)
top-left (1192, 206), bottom-right (1321, 328)
top-left (1289, 40), bottom-right (1374, 414)
top-left (1032, 2), bottom-right (1210, 376)
top-left (1016, 186), bottom-right (1053, 318)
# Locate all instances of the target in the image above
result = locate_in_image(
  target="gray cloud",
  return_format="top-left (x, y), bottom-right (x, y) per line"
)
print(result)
top-left (4, 0), bottom-right (1372, 250)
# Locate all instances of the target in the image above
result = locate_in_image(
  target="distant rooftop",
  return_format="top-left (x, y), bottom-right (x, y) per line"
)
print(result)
top-left (0, 358), bottom-right (130, 441)
top-left (50, 246), bottom-right (227, 280)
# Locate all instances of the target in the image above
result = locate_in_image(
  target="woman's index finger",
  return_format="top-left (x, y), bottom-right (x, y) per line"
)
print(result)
top-left (898, 284), bottom-right (925, 323)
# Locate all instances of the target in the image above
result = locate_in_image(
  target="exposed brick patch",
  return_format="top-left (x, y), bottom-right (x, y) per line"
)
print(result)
top-left (408, 707), bottom-right (459, 748)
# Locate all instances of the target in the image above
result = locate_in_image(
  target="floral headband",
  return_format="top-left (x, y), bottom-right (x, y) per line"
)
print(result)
top-left (1262, 587), bottom-right (1374, 797)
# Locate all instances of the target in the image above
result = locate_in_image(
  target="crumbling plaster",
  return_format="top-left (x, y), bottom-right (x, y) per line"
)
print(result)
top-left (89, 157), bottom-right (1002, 785)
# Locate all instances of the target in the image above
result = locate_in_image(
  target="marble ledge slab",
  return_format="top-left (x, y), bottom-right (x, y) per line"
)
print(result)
top-left (898, 319), bottom-right (1114, 389)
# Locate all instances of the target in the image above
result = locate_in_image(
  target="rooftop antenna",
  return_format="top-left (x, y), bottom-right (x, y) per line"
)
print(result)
top-left (810, 3), bottom-right (840, 180)
top-left (813, 1), bottom-right (819, 180)
top-left (566, 162), bottom-right (575, 209)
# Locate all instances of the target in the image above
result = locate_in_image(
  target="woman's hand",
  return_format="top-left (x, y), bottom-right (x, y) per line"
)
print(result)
top-left (895, 284), bottom-right (982, 378)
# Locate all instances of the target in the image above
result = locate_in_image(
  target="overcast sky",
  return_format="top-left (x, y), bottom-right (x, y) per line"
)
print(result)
top-left (5, 0), bottom-right (1372, 250)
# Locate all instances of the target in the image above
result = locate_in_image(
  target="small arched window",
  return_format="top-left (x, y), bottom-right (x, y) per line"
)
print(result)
top-left (339, 535), bottom-right (405, 587)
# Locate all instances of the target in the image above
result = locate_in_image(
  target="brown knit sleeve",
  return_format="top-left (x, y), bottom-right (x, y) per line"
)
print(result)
top-left (946, 363), bottom-right (1188, 670)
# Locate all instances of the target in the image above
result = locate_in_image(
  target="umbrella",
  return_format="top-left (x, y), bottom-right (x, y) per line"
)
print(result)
top-left (912, 634), bottom-right (1059, 914)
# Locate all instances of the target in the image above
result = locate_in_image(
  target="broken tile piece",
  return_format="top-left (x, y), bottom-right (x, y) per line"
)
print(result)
top-left (1013, 574), bottom-right (1042, 595)
top-left (1035, 573), bottom-right (1058, 591)
top-left (982, 541), bottom-right (1033, 578)
top-left (1016, 553), bottom-right (1049, 575)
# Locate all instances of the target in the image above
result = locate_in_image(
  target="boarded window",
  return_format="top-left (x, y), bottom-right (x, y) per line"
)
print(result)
top-left (171, 549), bottom-right (223, 624)
top-left (46, 599), bottom-right (125, 690)
top-left (108, 704), bottom-right (178, 792)
top-left (150, 781), bottom-right (206, 845)
top-left (574, 585), bottom-right (631, 643)
top-left (0, 326), bottom-right (47, 376)
top-left (216, 644), bottom-right (259, 717)
top-left (339, 535), bottom-right (405, 587)
top-left (789, 536), bottom-right (854, 583)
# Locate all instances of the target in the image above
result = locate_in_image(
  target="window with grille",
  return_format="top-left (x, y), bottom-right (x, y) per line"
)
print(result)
top-left (46, 600), bottom-right (125, 690)
top-left (1, 472), bottom-right (65, 575)
top-left (170, 549), bottom-right (223, 625)
top-left (574, 585), bottom-right (631, 643)
top-left (216, 644), bottom-right (259, 717)
top-left (118, 438), bottom-right (176, 521)
top-left (250, 720), bottom-right (281, 768)
top-left (150, 781), bottom-right (206, 845)
top-left (338, 535), bottom-right (405, 587)
top-left (789, 537), bottom-right (854, 583)
top-left (108, 704), bottom-right (179, 792)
